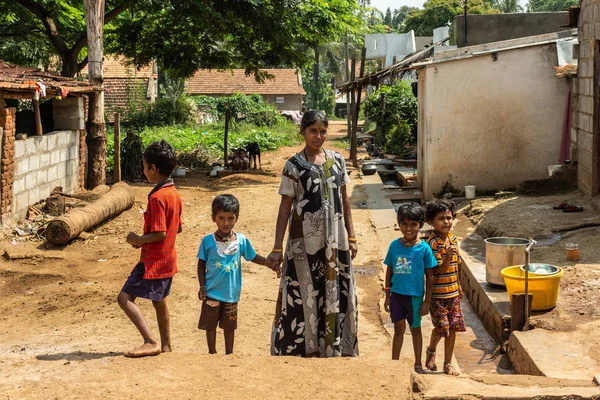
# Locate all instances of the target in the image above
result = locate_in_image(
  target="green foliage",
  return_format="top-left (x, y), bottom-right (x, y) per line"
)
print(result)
top-left (302, 67), bottom-right (336, 117)
top-left (527, 0), bottom-right (577, 11)
top-left (392, 6), bottom-right (419, 30)
top-left (192, 94), bottom-right (284, 127)
top-left (491, 0), bottom-right (522, 13)
top-left (402, 0), bottom-right (500, 36)
top-left (127, 97), bottom-right (194, 128)
top-left (364, 82), bottom-right (417, 155)
top-left (106, 120), bottom-right (301, 170)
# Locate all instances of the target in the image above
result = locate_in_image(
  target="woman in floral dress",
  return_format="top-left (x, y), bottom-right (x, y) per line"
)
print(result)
top-left (266, 110), bottom-right (359, 357)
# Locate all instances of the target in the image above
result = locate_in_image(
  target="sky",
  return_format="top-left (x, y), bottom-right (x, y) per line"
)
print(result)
top-left (370, 0), bottom-right (425, 11)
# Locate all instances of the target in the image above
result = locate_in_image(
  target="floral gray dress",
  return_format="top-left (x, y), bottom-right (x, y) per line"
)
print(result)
top-left (271, 149), bottom-right (359, 357)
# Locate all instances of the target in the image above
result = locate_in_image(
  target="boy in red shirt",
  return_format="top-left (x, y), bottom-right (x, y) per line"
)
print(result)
top-left (117, 140), bottom-right (183, 357)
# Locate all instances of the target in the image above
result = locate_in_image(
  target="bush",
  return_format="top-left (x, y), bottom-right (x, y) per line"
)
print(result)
top-left (364, 82), bottom-right (417, 155)
top-left (191, 93), bottom-right (284, 127)
top-left (127, 97), bottom-right (194, 128)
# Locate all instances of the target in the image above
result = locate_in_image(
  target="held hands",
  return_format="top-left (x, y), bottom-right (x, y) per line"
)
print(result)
top-left (198, 286), bottom-right (207, 301)
top-left (126, 232), bottom-right (143, 248)
top-left (266, 251), bottom-right (283, 271)
top-left (349, 242), bottom-right (358, 259)
top-left (420, 301), bottom-right (430, 316)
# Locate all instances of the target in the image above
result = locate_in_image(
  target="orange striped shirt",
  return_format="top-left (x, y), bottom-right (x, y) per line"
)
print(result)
top-left (427, 233), bottom-right (461, 299)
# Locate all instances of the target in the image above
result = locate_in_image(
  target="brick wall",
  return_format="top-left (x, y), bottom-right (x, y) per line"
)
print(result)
top-left (12, 131), bottom-right (81, 219)
top-left (575, 0), bottom-right (600, 196)
top-left (104, 78), bottom-right (152, 121)
top-left (0, 108), bottom-right (16, 221)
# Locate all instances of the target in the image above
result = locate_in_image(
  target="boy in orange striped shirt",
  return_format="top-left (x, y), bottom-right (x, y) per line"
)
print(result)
top-left (424, 200), bottom-right (466, 376)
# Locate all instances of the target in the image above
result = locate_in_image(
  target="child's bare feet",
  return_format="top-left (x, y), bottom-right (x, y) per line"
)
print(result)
top-left (444, 363), bottom-right (460, 376)
top-left (414, 365), bottom-right (426, 374)
top-left (425, 347), bottom-right (437, 371)
top-left (161, 345), bottom-right (172, 353)
top-left (124, 342), bottom-right (161, 358)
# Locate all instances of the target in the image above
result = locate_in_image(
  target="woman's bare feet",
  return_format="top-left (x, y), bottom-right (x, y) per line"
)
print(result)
top-left (414, 365), bottom-right (426, 374)
top-left (425, 347), bottom-right (437, 371)
top-left (161, 345), bottom-right (172, 353)
top-left (124, 342), bottom-right (161, 358)
top-left (444, 363), bottom-right (460, 376)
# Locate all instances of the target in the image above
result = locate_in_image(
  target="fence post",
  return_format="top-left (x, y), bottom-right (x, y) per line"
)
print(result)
top-left (114, 113), bottom-right (121, 183)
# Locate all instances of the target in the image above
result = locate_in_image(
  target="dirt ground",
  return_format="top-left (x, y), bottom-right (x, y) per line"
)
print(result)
top-left (463, 193), bottom-right (600, 366)
top-left (0, 122), bottom-right (415, 399)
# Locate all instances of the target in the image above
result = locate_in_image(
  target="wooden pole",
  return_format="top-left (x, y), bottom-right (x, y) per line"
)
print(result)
top-left (510, 293), bottom-right (533, 332)
top-left (33, 99), bottom-right (43, 136)
top-left (113, 113), bottom-right (121, 183)
top-left (350, 47), bottom-right (367, 168)
top-left (349, 56), bottom-right (356, 146)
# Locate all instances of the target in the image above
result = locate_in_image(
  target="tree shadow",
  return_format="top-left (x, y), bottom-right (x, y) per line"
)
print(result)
top-left (36, 351), bottom-right (123, 361)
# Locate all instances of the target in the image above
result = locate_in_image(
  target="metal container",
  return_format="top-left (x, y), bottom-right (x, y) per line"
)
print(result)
top-left (361, 164), bottom-right (378, 175)
top-left (484, 237), bottom-right (531, 286)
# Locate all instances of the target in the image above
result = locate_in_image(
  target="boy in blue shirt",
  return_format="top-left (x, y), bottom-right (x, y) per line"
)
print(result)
top-left (197, 194), bottom-right (279, 354)
top-left (383, 202), bottom-right (436, 372)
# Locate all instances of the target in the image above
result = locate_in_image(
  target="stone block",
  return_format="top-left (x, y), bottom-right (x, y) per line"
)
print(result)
top-left (39, 184), bottom-right (51, 200)
top-left (34, 135), bottom-right (47, 152)
top-left (50, 149), bottom-right (60, 165)
top-left (48, 165), bottom-right (58, 181)
top-left (15, 192), bottom-right (28, 215)
top-left (46, 133), bottom-right (58, 148)
top-left (54, 118), bottom-right (84, 131)
top-left (16, 158), bottom-right (29, 176)
top-left (36, 169), bottom-right (46, 184)
top-left (26, 138), bottom-right (37, 155)
top-left (69, 146), bottom-right (79, 160)
top-left (40, 153), bottom-right (50, 168)
top-left (13, 178), bottom-right (25, 194)
top-left (29, 187), bottom-right (40, 205)
top-left (29, 154), bottom-right (40, 171)
top-left (15, 140), bottom-right (26, 158)
top-left (580, 148), bottom-right (593, 170)
top-left (25, 172), bottom-right (36, 190)
top-left (60, 148), bottom-right (69, 162)
top-left (67, 159), bottom-right (79, 176)
top-left (57, 133), bottom-right (67, 147)
top-left (57, 164), bottom-right (66, 179)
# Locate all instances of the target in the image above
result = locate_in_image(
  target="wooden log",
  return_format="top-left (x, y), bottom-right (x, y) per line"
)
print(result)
top-left (510, 293), bottom-right (534, 332)
top-left (45, 195), bottom-right (66, 216)
top-left (33, 99), bottom-right (43, 136)
top-left (45, 182), bottom-right (135, 245)
top-left (114, 113), bottom-right (121, 183)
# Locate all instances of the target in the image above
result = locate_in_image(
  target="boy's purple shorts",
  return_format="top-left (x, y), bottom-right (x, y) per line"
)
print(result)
top-left (121, 263), bottom-right (172, 302)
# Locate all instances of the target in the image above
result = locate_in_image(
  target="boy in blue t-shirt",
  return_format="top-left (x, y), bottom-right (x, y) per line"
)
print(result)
top-left (383, 202), bottom-right (437, 372)
top-left (197, 194), bottom-right (279, 354)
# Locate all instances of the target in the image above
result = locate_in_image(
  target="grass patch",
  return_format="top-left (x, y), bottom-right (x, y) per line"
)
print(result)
top-left (106, 121), bottom-right (301, 170)
top-left (331, 136), bottom-right (351, 150)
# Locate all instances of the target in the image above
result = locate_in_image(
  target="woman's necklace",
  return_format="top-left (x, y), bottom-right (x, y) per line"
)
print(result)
top-left (215, 231), bottom-right (234, 242)
top-left (401, 237), bottom-right (420, 247)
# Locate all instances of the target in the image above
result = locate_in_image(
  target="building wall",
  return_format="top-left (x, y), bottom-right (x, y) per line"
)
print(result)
top-left (104, 77), bottom-right (157, 121)
top-left (12, 131), bottom-right (81, 219)
top-left (0, 108), bottom-right (16, 220)
top-left (455, 12), bottom-right (569, 47)
top-left (574, 0), bottom-right (599, 196)
top-left (417, 44), bottom-right (569, 199)
top-left (261, 94), bottom-right (302, 111)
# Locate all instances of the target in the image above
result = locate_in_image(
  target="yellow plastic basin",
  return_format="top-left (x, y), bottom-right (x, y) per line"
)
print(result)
top-left (500, 265), bottom-right (564, 311)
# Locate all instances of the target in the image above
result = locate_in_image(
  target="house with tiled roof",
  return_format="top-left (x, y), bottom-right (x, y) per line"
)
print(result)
top-left (80, 56), bottom-right (158, 120)
top-left (184, 69), bottom-right (305, 111)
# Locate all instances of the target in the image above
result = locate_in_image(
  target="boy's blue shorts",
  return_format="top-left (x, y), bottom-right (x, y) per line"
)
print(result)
top-left (390, 293), bottom-right (422, 328)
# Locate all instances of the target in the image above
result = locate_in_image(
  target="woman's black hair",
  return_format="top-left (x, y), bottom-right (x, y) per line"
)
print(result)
top-left (396, 202), bottom-right (425, 224)
top-left (143, 140), bottom-right (177, 177)
top-left (300, 109), bottom-right (329, 131)
top-left (425, 199), bottom-right (456, 221)
top-left (212, 194), bottom-right (240, 218)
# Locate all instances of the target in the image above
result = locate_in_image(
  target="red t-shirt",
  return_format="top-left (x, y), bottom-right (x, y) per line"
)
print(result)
top-left (140, 182), bottom-right (182, 279)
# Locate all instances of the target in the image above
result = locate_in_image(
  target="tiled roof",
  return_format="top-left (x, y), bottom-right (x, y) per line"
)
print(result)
top-left (185, 69), bottom-right (305, 95)
top-left (80, 56), bottom-right (156, 79)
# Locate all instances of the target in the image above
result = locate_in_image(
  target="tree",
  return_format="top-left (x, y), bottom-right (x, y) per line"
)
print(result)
top-left (492, 0), bottom-right (521, 13)
top-left (3, 0), bottom-right (128, 77)
top-left (384, 7), bottom-right (393, 26)
top-left (392, 6), bottom-right (419, 30)
top-left (84, 0), bottom-right (107, 189)
top-left (403, 0), bottom-right (500, 36)
top-left (302, 66), bottom-right (336, 116)
top-left (527, 0), bottom-right (577, 11)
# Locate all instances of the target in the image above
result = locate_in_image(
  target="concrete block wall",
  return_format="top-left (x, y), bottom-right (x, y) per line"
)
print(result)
top-left (0, 108), bottom-right (16, 220)
top-left (12, 130), bottom-right (81, 219)
top-left (575, 0), bottom-right (600, 196)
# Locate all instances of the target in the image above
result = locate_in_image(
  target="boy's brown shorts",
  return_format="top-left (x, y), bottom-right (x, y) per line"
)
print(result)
top-left (198, 298), bottom-right (238, 331)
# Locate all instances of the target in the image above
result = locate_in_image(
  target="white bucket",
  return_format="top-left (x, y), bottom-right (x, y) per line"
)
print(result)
top-left (547, 165), bottom-right (562, 176)
top-left (465, 185), bottom-right (476, 199)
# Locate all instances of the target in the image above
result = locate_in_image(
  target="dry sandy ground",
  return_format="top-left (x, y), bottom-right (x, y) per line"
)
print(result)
top-left (463, 193), bottom-right (600, 366)
top-left (0, 123), bottom-right (414, 399)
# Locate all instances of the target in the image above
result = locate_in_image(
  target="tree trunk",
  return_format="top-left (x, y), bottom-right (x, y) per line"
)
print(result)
top-left (84, 0), bottom-right (106, 189)
top-left (224, 111), bottom-right (230, 168)
top-left (345, 36), bottom-right (351, 136)
top-left (350, 47), bottom-right (367, 168)
top-left (45, 182), bottom-right (135, 245)
top-left (349, 56), bottom-right (356, 143)
top-left (313, 48), bottom-right (319, 109)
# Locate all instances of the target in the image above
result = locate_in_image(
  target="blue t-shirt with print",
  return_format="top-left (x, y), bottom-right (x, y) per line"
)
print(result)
top-left (197, 233), bottom-right (257, 303)
top-left (383, 239), bottom-right (437, 297)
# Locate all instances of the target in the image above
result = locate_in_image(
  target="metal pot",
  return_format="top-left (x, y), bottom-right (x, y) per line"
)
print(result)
top-left (484, 237), bottom-right (531, 286)
top-left (361, 164), bottom-right (378, 175)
